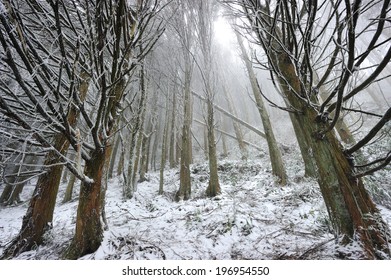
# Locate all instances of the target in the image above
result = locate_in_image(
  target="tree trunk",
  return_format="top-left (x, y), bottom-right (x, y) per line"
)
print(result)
top-left (124, 67), bottom-right (147, 199)
top-left (0, 185), bottom-right (13, 204)
top-left (108, 134), bottom-right (121, 179)
top-left (1, 133), bottom-right (68, 259)
top-left (276, 52), bottom-right (390, 259)
top-left (203, 126), bottom-right (208, 160)
top-left (116, 133), bottom-right (125, 176)
top-left (132, 127), bottom-right (145, 190)
top-left (131, 68), bottom-right (148, 191)
top-left (175, 132), bottom-right (181, 166)
top-left (236, 32), bottom-right (287, 185)
top-left (176, 71), bottom-right (192, 201)
top-left (61, 164), bottom-right (69, 184)
top-left (139, 131), bottom-right (151, 183)
top-left (221, 129), bottom-right (228, 158)
top-left (205, 99), bottom-right (221, 197)
top-left (7, 184), bottom-right (24, 205)
top-left (63, 148), bottom-right (106, 259)
top-left (151, 125), bottom-right (160, 172)
top-left (222, 85), bottom-right (248, 159)
top-left (1, 148), bottom-right (65, 259)
top-left (0, 70), bottom-right (90, 259)
top-left (62, 173), bottom-right (76, 203)
top-left (0, 184), bottom-right (23, 206)
top-left (287, 108), bottom-right (318, 178)
top-left (159, 109), bottom-right (169, 195)
top-left (124, 119), bottom-right (141, 198)
top-left (169, 89), bottom-right (177, 168)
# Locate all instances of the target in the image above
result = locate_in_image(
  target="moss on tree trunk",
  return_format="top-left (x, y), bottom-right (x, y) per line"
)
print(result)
top-left (277, 52), bottom-right (390, 258)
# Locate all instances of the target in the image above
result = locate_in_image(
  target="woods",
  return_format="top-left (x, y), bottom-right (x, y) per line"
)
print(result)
top-left (1, 0), bottom-right (390, 260)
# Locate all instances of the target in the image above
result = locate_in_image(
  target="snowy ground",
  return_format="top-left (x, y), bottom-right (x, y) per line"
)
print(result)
top-left (1, 148), bottom-right (390, 260)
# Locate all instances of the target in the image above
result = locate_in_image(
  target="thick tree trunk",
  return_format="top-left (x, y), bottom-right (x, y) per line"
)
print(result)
top-left (0, 135), bottom-right (68, 259)
top-left (277, 52), bottom-right (390, 258)
top-left (0, 70), bottom-right (90, 259)
top-left (1, 153), bottom-right (64, 258)
top-left (176, 124), bottom-right (192, 201)
top-left (303, 104), bottom-right (389, 258)
top-left (286, 109), bottom-right (318, 178)
top-left (63, 148), bottom-right (106, 259)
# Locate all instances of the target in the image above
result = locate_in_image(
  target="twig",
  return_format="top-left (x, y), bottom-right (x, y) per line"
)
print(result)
top-left (298, 238), bottom-right (336, 259)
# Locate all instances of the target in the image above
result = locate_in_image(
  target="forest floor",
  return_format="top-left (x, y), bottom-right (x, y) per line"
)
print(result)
top-left (1, 147), bottom-right (391, 260)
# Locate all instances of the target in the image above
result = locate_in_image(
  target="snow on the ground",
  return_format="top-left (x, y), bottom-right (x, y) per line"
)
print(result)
top-left (1, 151), bottom-right (390, 260)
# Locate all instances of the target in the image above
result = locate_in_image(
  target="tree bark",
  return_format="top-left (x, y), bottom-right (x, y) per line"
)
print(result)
top-left (131, 67), bottom-right (148, 192)
top-left (0, 67), bottom-right (90, 259)
top-left (159, 108), bottom-right (169, 195)
top-left (62, 148), bottom-right (106, 259)
top-left (276, 52), bottom-right (390, 258)
top-left (169, 89), bottom-right (177, 168)
top-left (139, 115), bottom-right (154, 183)
top-left (108, 134), bottom-right (121, 179)
top-left (222, 85), bottom-right (248, 159)
top-left (1, 145), bottom-right (66, 259)
top-left (205, 99), bottom-right (221, 197)
top-left (176, 71), bottom-right (192, 201)
top-left (286, 107), bottom-right (318, 178)
top-left (124, 68), bottom-right (147, 199)
top-left (62, 173), bottom-right (76, 203)
top-left (116, 133), bottom-right (125, 176)
top-left (236, 32), bottom-right (287, 185)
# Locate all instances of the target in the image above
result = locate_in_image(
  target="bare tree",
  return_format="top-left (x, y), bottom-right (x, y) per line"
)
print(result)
top-left (224, 0), bottom-right (391, 258)
top-left (235, 30), bottom-right (287, 184)
top-left (195, 0), bottom-right (221, 197)
top-left (169, 0), bottom-right (196, 201)
top-left (0, 0), bottom-right (166, 259)
top-left (0, 0), bottom-right (92, 258)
